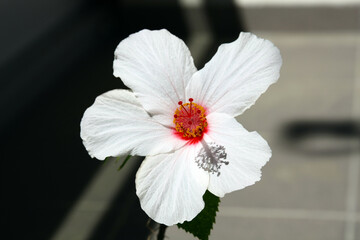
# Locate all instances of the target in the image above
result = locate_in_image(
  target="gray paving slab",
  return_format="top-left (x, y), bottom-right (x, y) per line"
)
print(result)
top-left (240, 7), bottom-right (360, 32)
top-left (358, 156), bottom-right (360, 214)
top-left (210, 217), bottom-right (345, 240)
top-left (237, 33), bottom-right (357, 132)
top-left (220, 133), bottom-right (350, 211)
top-left (167, 217), bottom-right (345, 240)
top-left (356, 150), bottom-right (360, 215)
top-left (231, 32), bottom-right (358, 214)
top-left (354, 32), bottom-right (360, 218)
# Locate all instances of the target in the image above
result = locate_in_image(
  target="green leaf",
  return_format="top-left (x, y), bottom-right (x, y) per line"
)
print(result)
top-left (117, 155), bottom-right (132, 171)
top-left (177, 191), bottom-right (220, 240)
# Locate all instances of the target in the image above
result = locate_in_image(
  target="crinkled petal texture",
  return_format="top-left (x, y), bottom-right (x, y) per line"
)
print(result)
top-left (80, 89), bottom-right (185, 160)
top-left (204, 113), bottom-right (271, 197)
top-left (135, 144), bottom-right (209, 226)
top-left (187, 32), bottom-right (282, 117)
top-left (113, 29), bottom-right (197, 126)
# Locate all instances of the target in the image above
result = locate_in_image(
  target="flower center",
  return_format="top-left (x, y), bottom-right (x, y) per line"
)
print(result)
top-left (173, 98), bottom-right (207, 140)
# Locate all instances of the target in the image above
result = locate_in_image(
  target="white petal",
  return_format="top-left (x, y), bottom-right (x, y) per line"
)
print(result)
top-left (80, 89), bottom-right (185, 160)
top-left (113, 29), bottom-right (197, 126)
top-left (135, 144), bottom-right (209, 225)
top-left (204, 113), bottom-right (271, 197)
top-left (186, 32), bottom-right (282, 117)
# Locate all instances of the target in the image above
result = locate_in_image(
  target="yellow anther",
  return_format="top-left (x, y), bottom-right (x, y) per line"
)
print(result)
top-left (173, 100), bottom-right (207, 139)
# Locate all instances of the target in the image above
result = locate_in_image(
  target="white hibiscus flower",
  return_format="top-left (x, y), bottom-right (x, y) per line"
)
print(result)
top-left (80, 29), bottom-right (282, 226)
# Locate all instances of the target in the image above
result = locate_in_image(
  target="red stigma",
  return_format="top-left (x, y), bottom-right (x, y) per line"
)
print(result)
top-left (173, 99), bottom-right (207, 141)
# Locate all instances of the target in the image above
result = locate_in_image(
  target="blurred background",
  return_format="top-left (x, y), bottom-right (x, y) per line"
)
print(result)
top-left (1, 0), bottom-right (360, 239)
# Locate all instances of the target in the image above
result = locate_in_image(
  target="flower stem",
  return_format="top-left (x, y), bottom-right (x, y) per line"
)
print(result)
top-left (146, 219), bottom-right (168, 240)
top-left (157, 224), bottom-right (167, 240)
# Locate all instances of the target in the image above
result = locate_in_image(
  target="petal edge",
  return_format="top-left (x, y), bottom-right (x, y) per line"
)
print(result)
top-left (135, 144), bottom-right (209, 225)
top-left (114, 29), bottom-right (197, 126)
top-left (80, 89), bottom-right (185, 160)
top-left (204, 113), bottom-right (271, 197)
top-left (187, 32), bottom-right (282, 117)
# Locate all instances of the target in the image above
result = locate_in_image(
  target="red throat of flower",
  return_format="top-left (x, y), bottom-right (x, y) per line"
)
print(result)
top-left (173, 98), bottom-right (207, 142)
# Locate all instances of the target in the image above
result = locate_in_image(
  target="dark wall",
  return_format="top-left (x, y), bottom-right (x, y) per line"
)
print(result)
top-left (0, 0), bottom-right (85, 67)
